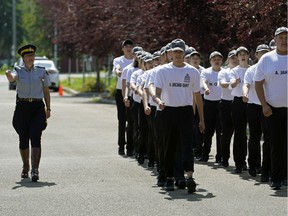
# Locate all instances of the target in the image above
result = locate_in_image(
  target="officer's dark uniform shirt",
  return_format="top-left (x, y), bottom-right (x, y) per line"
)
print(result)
top-left (12, 65), bottom-right (51, 99)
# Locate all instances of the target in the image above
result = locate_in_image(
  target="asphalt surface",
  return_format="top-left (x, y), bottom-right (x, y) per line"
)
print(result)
top-left (0, 75), bottom-right (287, 216)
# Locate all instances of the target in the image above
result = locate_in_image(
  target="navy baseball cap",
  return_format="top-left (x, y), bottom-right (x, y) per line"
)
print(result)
top-left (185, 46), bottom-right (196, 57)
top-left (152, 51), bottom-right (160, 59)
top-left (269, 39), bottom-right (276, 50)
top-left (121, 39), bottom-right (134, 47)
top-left (236, 46), bottom-right (249, 55)
top-left (171, 39), bottom-right (186, 52)
top-left (209, 51), bottom-right (223, 60)
top-left (275, 27), bottom-right (288, 36)
top-left (227, 50), bottom-right (237, 58)
top-left (256, 44), bottom-right (270, 52)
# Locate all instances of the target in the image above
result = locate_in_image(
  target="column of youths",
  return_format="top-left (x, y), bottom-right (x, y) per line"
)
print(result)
top-left (112, 26), bottom-right (287, 192)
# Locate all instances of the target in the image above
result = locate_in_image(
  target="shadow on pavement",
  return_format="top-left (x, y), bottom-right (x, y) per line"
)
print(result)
top-left (160, 187), bottom-right (216, 202)
top-left (12, 179), bottom-right (56, 190)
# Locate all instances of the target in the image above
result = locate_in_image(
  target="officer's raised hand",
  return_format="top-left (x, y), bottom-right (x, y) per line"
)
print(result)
top-left (5, 70), bottom-right (15, 82)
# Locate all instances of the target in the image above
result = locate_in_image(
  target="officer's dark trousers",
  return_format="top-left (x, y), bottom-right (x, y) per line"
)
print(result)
top-left (231, 96), bottom-right (247, 168)
top-left (115, 90), bottom-right (126, 147)
top-left (138, 101), bottom-right (148, 158)
top-left (146, 105), bottom-right (156, 163)
top-left (266, 105), bottom-right (287, 182)
top-left (154, 110), bottom-right (165, 179)
top-left (13, 101), bottom-right (46, 149)
top-left (246, 103), bottom-right (262, 169)
top-left (219, 99), bottom-right (234, 163)
top-left (202, 100), bottom-right (222, 161)
top-left (162, 106), bottom-right (194, 178)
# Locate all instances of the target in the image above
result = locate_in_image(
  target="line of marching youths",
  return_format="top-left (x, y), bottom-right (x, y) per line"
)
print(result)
top-left (112, 26), bottom-right (287, 192)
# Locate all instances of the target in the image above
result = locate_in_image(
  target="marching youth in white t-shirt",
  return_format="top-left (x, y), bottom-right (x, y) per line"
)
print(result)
top-left (254, 50), bottom-right (288, 108)
top-left (113, 56), bottom-right (134, 90)
top-left (244, 64), bottom-right (261, 105)
top-left (201, 67), bottom-right (222, 101)
top-left (154, 62), bottom-right (201, 107)
top-left (218, 68), bottom-right (234, 101)
top-left (229, 66), bottom-right (250, 97)
top-left (130, 69), bottom-right (144, 103)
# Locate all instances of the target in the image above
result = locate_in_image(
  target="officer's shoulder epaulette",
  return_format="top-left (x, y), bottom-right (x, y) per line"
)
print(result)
top-left (35, 65), bottom-right (46, 69)
top-left (14, 65), bottom-right (21, 71)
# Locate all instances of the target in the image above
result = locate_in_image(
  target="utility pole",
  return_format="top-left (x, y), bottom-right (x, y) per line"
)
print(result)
top-left (53, 27), bottom-right (58, 68)
top-left (12, 0), bottom-right (17, 65)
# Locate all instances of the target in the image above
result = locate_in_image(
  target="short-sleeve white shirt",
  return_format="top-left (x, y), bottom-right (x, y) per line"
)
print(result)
top-left (254, 50), bottom-right (287, 108)
top-left (112, 56), bottom-right (133, 89)
top-left (244, 64), bottom-right (260, 105)
top-left (130, 69), bottom-right (143, 103)
top-left (201, 67), bottom-right (222, 101)
top-left (154, 62), bottom-right (200, 107)
top-left (218, 68), bottom-right (234, 101)
top-left (229, 65), bottom-right (250, 97)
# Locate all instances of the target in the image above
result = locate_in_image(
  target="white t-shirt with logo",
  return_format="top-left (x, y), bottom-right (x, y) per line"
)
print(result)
top-left (229, 65), bottom-right (250, 97)
top-left (154, 62), bottom-right (200, 107)
top-left (112, 56), bottom-right (134, 90)
top-left (218, 68), bottom-right (234, 101)
top-left (201, 67), bottom-right (222, 101)
top-left (244, 64), bottom-right (260, 105)
top-left (254, 50), bottom-right (287, 108)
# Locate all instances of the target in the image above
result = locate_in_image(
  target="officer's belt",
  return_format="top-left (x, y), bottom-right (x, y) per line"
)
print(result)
top-left (18, 98), bottom-right (42, 102)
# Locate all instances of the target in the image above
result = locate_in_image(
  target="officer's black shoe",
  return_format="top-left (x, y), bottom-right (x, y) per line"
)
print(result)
top-left (21, 171), bottom-right (29, 178)
top-left (186, 178), bottom-right (196, 193)
top-left (248, 168), bottom-right (257, 177)
top-left (31, 170), bottom-right (39, 182)
top-left (234, 167), bottom-right (242, 174)
top-left (271, 181), bottom-right (282, 190)
top-left (176, 180), bottom-right (186, 189)
top-left (118, 146), bottom-right (125, 155)
top-left (165, 179), bottom-right (174, 191)
top-left (282, 180), bottom-right (287, 186)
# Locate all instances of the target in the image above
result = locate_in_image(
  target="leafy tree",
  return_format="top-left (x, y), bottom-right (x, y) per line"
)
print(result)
top-left (36, 0), bottom-right (287, 59)
top-left (0, 0), bottom-right (23, 60)
top-left (18, 0), bottom-right (54, 57)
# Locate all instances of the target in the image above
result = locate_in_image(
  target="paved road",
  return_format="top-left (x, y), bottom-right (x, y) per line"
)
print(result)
top-left (0, 75), bottom-right (287, 216)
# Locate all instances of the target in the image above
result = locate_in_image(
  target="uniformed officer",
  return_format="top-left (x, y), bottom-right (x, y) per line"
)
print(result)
top-left (5, 44), bottom-right (51, 182)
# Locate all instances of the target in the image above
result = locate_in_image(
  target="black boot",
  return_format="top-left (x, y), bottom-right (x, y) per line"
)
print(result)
top-left (31, 147), bottom-right (41, 182)
top-left (20, 148), bottom-right (30, 178)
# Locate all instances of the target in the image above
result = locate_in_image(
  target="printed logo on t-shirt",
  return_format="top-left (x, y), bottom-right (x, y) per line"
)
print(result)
top-left (209, 82), bottom-right (218, 86)
top-left (275, 70), bottom-right (287, 75)
top-left (169, 74), bottom-right (191, 88)
top-left (184, 74), bottom-right (190, 83)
